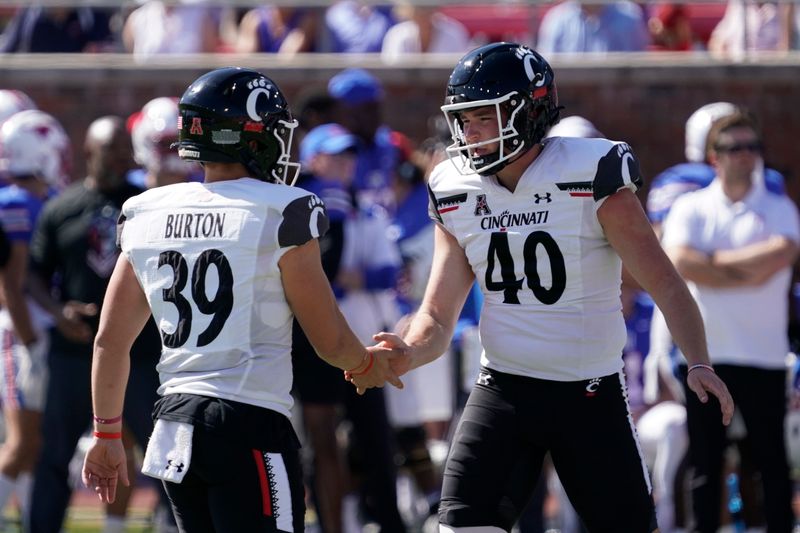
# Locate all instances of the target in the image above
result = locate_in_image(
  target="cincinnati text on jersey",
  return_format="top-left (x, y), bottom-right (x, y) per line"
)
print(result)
top-left (480, 209), bottom-right (549, 230)
top-left (164, 212), bottom-right (226, 239)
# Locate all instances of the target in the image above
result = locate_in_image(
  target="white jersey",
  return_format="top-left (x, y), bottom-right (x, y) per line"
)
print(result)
top-left (662, 179), bottom-right (800, 369)
top-left (118, 178), bottom-right (329, 418)
top-left (428, 137), bottom-right (643, 381)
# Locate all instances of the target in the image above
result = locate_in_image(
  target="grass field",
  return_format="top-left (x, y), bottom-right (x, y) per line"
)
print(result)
top-left (2, 486), bottom-right (157, 533)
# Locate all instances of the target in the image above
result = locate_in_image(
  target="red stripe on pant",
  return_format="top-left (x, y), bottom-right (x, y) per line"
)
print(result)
top-left (252, 449), bottom-right (273, 516)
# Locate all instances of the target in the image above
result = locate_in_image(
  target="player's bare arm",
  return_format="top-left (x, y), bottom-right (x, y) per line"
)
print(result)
top-left (83, 254), bottom-right (151, 503)
top-left (599, 188), bottom-right (734, 426)
top-left (280, 238), bottom-right (402, 392)
top-left (372, 224), bottom-right (474, 377)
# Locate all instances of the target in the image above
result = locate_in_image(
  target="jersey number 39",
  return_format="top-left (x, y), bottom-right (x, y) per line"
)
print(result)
top-left (158, 249), bottom-right (234, 348)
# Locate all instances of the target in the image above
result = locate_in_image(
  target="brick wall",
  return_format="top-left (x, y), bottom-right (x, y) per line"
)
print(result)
top-left (2, 54), bottom-right (799, 202)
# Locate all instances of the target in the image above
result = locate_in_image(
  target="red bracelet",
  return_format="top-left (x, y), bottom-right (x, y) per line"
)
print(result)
top-left (93, 431), bottom-right (122, 440)
top-left (348, 352), bottom-right (375, 377)
top-left (93, 414), bottom-right (122, 425)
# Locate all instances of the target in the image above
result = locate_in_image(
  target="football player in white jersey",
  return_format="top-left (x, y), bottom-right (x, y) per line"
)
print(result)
top-left (80, 67), bottom-right (400, 532)
top-left (353, 43), bottom-right (735, 533)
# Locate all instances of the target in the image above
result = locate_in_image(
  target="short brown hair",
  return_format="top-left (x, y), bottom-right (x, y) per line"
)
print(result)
top-left (706, 108), bottom-right (762, 156)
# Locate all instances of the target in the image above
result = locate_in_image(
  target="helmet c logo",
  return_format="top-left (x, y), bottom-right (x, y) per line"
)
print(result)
top-left (621, 151), bottom-right (634, 186)
top-left (618, 144), bottom-right (635, 186)
top-left (523, 54), bottom-right (545, 87)
top-left (246, 88), bottom-right (271, 122)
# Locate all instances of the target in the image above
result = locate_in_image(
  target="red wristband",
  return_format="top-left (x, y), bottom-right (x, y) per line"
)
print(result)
top-left (93, 414), bottom-right (122, 425)
top-left (93, 431), bottom-right (122, 440)
top-left (348, 352), bottom-right (375, 377)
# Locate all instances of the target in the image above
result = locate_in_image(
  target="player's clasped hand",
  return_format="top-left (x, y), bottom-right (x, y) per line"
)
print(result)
top-left (81, 438), bottom-right (129, 504)
top-left (345, 344), bottom-right (405, 394)
top-left (687, 366), bottom-right (735, 426)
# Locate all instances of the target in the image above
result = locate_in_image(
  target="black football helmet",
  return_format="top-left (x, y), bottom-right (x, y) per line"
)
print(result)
top-left (175, 67), bottom-right (300, 185)
top-left (441, 42), bottom-right (561, 176)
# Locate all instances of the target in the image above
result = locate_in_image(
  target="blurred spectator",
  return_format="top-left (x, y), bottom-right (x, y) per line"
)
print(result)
top-left (647, 101), bottom-right (785, 237)
top-left (0, 90), bottom-right (36, 127)
top-left (324, 1), bottom-right (395, 53)
top-left (382, 132), bottom-right (446, 529)
top-left (293, 123), bottom-right (405, 533)
top-left (122, 1), bottom-right (218, 61)
top-left (292, 123), bottom-right (358, 533)
top-left (647, 101), bottom-right (787, 426)
top-left (662, 109), bottom-right (798, 533)
top-left (381, 3), bottom-right (470, 62)
top-left (296, 91), bottom-right (338, 134)
top-left (0, 109), bottom-right (69, 523)
top-left (26, 116), bottom-right (174, 533)
top-left (648, 3), bottom-right (695, 51)
top-left (645, 102), bottom-right (789, 531)
top-left (0, 6), bottom-right (114, 53)
top-left (328, 68), bottom-right (399, 212)
top-left (127, 96), bottom-right (200, 189)
top-left (235, 6), bottom-right (319, 54)
top-left (537, 0), bottom-right (650, 54)
top-left (708, 0), bottom-right (795, 57)
top-left (386, 132), bottom-right (431, 316)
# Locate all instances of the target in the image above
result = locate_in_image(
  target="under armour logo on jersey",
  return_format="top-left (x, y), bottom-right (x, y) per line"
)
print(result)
top-left (166, 460), bottom-right (185, 473)
top-left (585, 378), bottom-right (602, 396)
top-left (534, 193), bottom-right (552, 204)
top-left (474, 194), bottom-right (492, 216)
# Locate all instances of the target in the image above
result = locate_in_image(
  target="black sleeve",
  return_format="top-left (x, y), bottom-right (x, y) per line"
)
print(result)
top-left (116, 213), bottom-right (126, 251)
top-left (277, 194), bottom-right (330, 248)
top-left (0, 224), bottom-right (11, 268)
top-left (29, 203), bottom-right (56, 280)
top-left (427, 184), bottom-right (443, 224)
top-left (318, 220), bottom-right (344, 282)
top-left (592, 143), bottom-right (644, 202)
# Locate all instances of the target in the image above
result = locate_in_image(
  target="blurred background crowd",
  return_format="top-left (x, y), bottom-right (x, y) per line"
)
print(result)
top-left (1, 0), bottom-right (799, 56)
top-left (2, 1), bottom-right (800, 533)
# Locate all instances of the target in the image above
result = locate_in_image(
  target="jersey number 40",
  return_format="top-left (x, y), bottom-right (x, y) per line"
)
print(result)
top-left (485, 231), bottom-right (566, 305)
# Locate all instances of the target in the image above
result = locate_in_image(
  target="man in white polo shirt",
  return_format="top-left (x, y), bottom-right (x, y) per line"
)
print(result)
top-left (662, 109), bottom-right (799, 533)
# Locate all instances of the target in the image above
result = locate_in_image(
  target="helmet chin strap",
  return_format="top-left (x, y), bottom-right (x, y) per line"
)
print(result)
top-left (475, 136), bottom-right (532, 177)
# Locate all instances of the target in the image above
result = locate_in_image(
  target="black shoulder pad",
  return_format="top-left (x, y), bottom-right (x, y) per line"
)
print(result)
top-left (116, 213), bottom-right (127, 251)
top-left (593, 143), bottom-right (643, 201)
top-left (278, 194), bottom-right (330, 247)
top-left (427, 184), bottom-right (443, 224)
